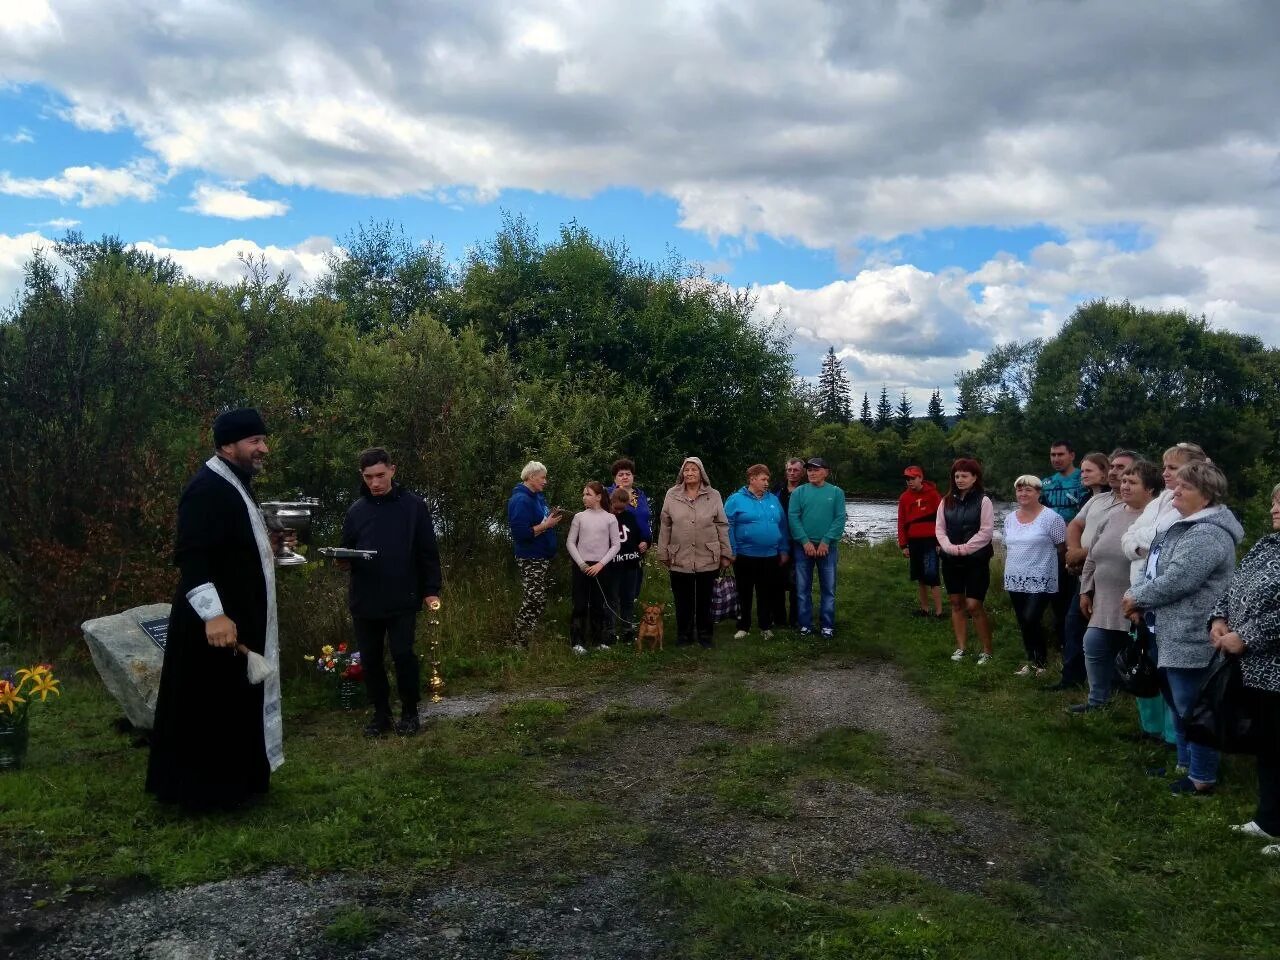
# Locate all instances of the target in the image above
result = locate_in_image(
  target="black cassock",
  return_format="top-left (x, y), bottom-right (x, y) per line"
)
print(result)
top-left (146, 458), bottom-right (272, 808)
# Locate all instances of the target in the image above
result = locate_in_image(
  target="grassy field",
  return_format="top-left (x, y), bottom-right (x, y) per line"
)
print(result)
top-left (3, 543), bottom-right (1279, 958)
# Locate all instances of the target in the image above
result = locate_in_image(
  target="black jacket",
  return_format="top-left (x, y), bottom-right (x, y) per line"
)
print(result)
top-left (341, 483), bottom-right (443, 618)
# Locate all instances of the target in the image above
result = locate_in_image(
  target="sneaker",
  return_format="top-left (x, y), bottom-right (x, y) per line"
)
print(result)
top-left (798, 628), bottom-right (813, 638)
top-left (950, 648), bottom-right (966, 662)
top-left (1033, 666), bottom-right (1047, 677)
top-left (596, 643), bottom-right (611, 651)
top-left (363, 715), bottom-right (393, 739)
top-left (761, 630), bottom-right (774, 641)
top-left (733, 630), bottom-right (749, 640)
top-left (571, 644), bottom-right (588, 655)
top-left (1263, 844), bottom-right (1280, 856)
top-left (976, 652), bottom-right (992, 665)
top-left (821, 628), bottom-right (835, 639)
top-left (1014, 664), bottom-right (1033, 677)
top-left (395, 715), bottom-right (420, 737)
top-left (1170, 775), bottom-right (1214, 796)
top-left (1231, 821), bottom-right (1278, 840)
top-left (933, 611), bottom-right (947, 620)
top-left (911, 609), bottom-right (930, 618)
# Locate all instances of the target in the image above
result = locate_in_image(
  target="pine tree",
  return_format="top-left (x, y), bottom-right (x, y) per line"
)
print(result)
top-left (859, 392), bottom-right (873, 428)
top-left (928, 389), bottom-right (946, 428)
top-left (874, 385), bottom-right (893, 431)
top-left (895, 390), bottom-right (914, 437)
top-left (816, 347), bottom-right (852, 424)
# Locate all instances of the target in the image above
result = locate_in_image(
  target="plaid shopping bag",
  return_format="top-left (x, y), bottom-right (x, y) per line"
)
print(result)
top-left (710, 570), bottom-right (739, 622)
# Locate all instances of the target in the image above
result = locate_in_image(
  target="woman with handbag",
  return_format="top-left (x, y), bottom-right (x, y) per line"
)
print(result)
top-left (1209, 483), bottom-right (1280, 852)
top-left (657, 457), bottom-right (732, 648)
top-left (1072, 460), bottom-right (1161, 712)
top-left (1122, 461), bottom-right (1244, 795)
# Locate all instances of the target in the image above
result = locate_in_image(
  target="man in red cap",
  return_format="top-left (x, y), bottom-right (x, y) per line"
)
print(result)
top-left (897, 466), bottom-right (943, 618)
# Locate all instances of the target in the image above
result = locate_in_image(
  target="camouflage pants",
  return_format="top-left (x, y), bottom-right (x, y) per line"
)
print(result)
top-left (514, 558), bottom-right (552, 644)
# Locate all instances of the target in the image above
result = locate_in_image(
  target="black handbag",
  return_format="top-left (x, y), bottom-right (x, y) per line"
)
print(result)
top-left (1114, 621), bottom-right (1161, 698)
top-left (1184, 652), bottom-right (1258, 754)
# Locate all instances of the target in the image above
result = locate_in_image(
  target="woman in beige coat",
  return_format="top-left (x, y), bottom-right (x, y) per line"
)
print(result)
top-left (658, 456), bottom-right (733, 647)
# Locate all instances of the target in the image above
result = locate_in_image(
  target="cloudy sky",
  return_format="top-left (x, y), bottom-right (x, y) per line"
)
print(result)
top-left (2, 0), bottom-right (1277, 406)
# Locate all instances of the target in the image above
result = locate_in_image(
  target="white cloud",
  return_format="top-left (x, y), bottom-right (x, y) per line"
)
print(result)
top-left (130, 236), bottom-right (335, 289)
top-left (4, 127), bottom-right (34, 144)
top-left (0, 0), bottom-right (1272, 245)
top-left (0, 232), bottom-right (338, 309)
top-left (0, 160), bottom-right (161, 206)
top-left (185, 182), bottom-right (289, 220)
top-left (29, 217), bottom-right (80, 229)
top-left (0, 232), bottom-right (53, 310)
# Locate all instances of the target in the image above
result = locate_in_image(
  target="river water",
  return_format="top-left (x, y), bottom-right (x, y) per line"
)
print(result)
top-left (843, 497), bottom-right (1013, 544)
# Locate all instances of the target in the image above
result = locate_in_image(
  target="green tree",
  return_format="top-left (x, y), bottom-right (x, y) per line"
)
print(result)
top-left (859, 392), bottom-right (874, 428)
top-left (928, 389), bottom-right (946, 428)
top-left (816, 346), bottom-right (853, 424)
top-left (874, 386), bottom-right (893, 432)
top-left (1024, 299), bottom-right (1280, 502)
top-left (894, 391), bottom-right (914, 438)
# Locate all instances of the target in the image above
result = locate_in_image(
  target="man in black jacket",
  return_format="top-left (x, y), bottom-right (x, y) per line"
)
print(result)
top-left (341, 447), bottom-right (442, 737)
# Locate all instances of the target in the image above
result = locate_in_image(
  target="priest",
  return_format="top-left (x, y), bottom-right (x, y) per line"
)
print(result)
top-left (145, 408), bottom-right (286, 809)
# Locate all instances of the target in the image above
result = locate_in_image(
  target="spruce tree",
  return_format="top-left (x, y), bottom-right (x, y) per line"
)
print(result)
top-left (874, 385), bottom-right (893, 431)
top-left (859, 392), bottom-right (873, 428)
top-left (928, 389), bottom-right (946, 428)
top-left (895, 390), bottom-right (914, 437)
top-left (816, 347), bottom-right (852, 423)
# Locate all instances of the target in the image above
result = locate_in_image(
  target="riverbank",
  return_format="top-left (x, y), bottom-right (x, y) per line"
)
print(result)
top-left (2, 544), bottom-right (1275, 959)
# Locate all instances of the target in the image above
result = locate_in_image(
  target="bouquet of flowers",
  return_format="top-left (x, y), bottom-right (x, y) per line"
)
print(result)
top-left (305, 643), bottom-right (363, 682)
top-left (304, 644), bottom-right (364, 710)
top-left (0, 663), bottom-right (61, 770)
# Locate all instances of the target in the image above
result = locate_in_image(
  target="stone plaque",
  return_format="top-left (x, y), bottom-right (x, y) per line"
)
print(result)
top-left (82, 603), bottom-right (170, 730)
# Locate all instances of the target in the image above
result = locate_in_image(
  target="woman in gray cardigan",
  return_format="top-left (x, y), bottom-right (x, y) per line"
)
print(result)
top-left (1123, 461), bottom-right (1243, 795)
top-left (1210, 482), bottom-right (1280, 852)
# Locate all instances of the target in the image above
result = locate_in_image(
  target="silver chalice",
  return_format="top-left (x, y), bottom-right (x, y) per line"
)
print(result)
top-left (260, 499), bottom-right (319, 566)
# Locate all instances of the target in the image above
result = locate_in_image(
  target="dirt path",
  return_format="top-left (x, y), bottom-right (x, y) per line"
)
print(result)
top-left (17, 660), bottom-right (1023, 959)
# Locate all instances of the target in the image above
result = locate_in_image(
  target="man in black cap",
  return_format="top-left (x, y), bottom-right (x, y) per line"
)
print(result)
top-left (340, 446), bottom-right (442, 738)
top-left (146, 407), bottom-right (288, 809)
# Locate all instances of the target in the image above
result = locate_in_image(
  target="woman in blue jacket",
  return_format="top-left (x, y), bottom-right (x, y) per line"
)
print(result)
top-left (724, 464), bottom-right (790, 640)
top-left (507, 460), bottom-right (565, 647)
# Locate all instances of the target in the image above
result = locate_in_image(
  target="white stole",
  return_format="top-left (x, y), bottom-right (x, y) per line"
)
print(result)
top-left (205, 455), bottom-right (284, 772)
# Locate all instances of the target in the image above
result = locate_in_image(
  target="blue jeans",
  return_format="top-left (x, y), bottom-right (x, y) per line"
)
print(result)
top-left (1083, 626), bottom-right (1128, 706)
top-left (793, 543), bottom-right (837, 630)
top-left (1162, 665), bottom-right (1220, 784)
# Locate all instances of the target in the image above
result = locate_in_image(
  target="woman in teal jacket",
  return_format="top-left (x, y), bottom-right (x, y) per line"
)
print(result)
top-left (724, 464), bottom-right (790, 640)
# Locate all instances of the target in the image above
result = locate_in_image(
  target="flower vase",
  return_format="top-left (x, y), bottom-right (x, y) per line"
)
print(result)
top-left (337, 679), bottom-right (364, 711)
top-left (0, 712), bottom-right (30, 771)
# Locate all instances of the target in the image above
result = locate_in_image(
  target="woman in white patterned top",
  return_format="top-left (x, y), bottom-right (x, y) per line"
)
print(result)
top-left (1004, 474), bottom-right (1068, 675)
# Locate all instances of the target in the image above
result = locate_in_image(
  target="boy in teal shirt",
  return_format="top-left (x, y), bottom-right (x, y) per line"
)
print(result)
top-left (788, 457), bottom-right (846, 638)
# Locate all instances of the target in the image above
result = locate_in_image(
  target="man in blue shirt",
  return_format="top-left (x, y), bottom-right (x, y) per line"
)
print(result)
top-left (1040, 441), bottom-right (1087, 522)
top-left (1040, 440), bottom-right (1087, 691)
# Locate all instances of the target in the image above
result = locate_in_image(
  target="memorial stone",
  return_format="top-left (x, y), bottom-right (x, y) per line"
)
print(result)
top-left (82, 602), bottom-right (170, 730)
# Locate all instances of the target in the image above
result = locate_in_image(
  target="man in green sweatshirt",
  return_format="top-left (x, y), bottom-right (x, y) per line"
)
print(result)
top-left (787, 457), bottom-right (846, 638)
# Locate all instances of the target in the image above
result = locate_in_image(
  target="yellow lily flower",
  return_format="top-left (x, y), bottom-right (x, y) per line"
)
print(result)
top-left (321, 645), bottom-right (334, 656)
top-left (28, 674), bottom-right (60, 701)
top-left (0, 682), bottom-right (24, 714)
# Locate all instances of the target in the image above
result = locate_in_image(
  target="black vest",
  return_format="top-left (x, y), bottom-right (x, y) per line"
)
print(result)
top-left (943, 493), bottom-right (985, 546)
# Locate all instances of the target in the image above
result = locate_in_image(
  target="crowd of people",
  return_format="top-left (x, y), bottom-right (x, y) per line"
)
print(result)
top-left (147, 408), bottom-right (1280, 859)
top-left (506, 454), bottom-right (846, 653)
top-left (897, 440), bottom-right (1280, 856)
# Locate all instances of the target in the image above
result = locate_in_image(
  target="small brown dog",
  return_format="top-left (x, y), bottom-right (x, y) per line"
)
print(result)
top-left (636, 602), bottom-right (665, 652)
